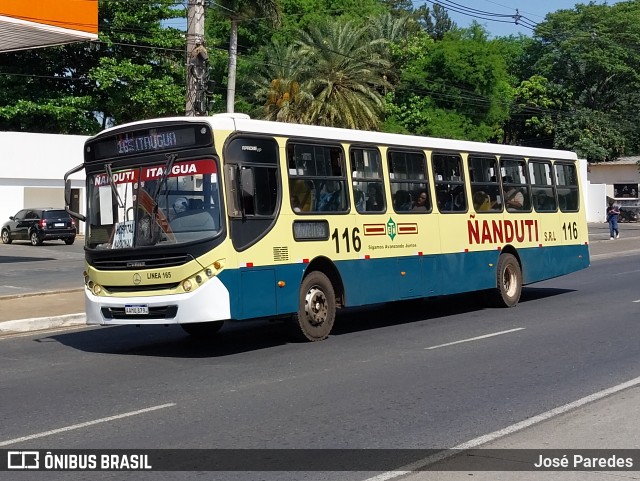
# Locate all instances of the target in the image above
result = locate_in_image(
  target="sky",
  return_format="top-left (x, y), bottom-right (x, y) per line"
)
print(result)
top-left (426, 0), bottom-right (626, 37)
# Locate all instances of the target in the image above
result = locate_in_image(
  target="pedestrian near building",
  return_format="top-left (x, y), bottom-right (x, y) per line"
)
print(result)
top-left (606, 200), bottom-right (620, 240)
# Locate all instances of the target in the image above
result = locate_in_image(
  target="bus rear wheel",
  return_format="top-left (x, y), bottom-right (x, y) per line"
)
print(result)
top-left (180, 321), bottom-right (224, 338)
top-left (488, 253), bottom-right (522, 308)
top-left (290, 271), bottom-right (336, 342)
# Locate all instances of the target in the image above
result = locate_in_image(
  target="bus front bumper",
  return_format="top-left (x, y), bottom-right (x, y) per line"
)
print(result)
top-left (85, 277), bottom-right (231, 326)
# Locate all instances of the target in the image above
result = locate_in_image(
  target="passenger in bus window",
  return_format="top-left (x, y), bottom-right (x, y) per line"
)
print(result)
top-left (317, 181), bottom-right (341, 211)
top-left (366, 183), bottom-right (384, 211)
top-left (503, 177), bottom-right (524, 210)
top-left (412, 191), bottom-right (428, 211)
top-left (394, 190), bottom-right (412, 211)
top-left (291, 195), bottom-right (302, 213)
top-left (472, 191), bottom-right (492, 211)
top-left (290, 179), bottom-right (313, 212)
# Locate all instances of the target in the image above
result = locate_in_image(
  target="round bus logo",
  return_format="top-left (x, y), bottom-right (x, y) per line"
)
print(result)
top-left (133, 273), bottom-right (141, 285)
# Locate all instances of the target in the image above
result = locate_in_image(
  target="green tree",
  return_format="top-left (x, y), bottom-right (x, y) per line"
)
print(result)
top-left (213, 0), bottom-right (281, 113)
top-left (533, 1), bottom-right (640, 158)
top-left (555, 109), bottom-right (626, 162)
top-left (414, 4), bottom-right (456, 40)
top-left (502, 75), bottom-right (569, 147)
top-left (252, 39), bottom-right (312, 122)
top-left (0, 0), bottom-right (185, 133)
top-left (296, 18), bottom-right (391, 129)
top-left (387, 23), bottom-right (512, 141)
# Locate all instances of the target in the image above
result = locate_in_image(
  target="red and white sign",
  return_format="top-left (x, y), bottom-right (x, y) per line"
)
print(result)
top-left (94, 169), bottom-right (138, 186)
top-left (141, 160), bottom-right (216, 181)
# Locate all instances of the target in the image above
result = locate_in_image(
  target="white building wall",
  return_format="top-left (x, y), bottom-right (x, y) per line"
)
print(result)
top-left (0, 132), bottom-right (88, 229)
top-left (586, 183), bottom-right (607, 223)
top-left (589, 164), bottom-right (639, 185)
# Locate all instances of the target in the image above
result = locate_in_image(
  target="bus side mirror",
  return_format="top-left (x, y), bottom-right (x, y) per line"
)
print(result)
top-left (64, 164), bottom-right (86, 222)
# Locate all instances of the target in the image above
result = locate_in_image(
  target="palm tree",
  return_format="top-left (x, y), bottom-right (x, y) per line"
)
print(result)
top-left (297, 18), bottom-right (391, 130)
top-left (253, 39), bottom-right (312, 122)
top-left (217, 0), bottom-right (281, 113)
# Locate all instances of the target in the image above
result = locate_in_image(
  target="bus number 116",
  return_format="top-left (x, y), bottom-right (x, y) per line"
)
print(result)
top-left (332, 227), bottom-right (362, 254)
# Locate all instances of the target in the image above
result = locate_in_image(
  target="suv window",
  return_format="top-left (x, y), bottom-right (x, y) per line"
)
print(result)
top-left (25, 211), bottom-right (40, 220)
top-left (43, 210), bottom-right (70, 220)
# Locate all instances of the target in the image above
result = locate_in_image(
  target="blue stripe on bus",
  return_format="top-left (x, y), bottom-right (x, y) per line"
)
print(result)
top-left (217, 244), bottom-right (590, 320)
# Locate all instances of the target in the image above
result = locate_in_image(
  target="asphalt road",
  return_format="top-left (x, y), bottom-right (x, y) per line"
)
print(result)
top-left (0, 245), bottom-right (638, 480)
top-left (0, 239), bottom-right (85, 296)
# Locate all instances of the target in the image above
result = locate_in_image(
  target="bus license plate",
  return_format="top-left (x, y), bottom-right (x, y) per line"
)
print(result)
top-left (125, 304), bottom-right (149, 315)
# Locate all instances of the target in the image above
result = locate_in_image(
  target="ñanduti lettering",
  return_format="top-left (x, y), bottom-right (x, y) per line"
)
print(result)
top-left (467, 218), bottom-right (538, 244)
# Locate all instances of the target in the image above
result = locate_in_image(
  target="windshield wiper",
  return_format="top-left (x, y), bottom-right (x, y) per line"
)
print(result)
top-left (142, 153), bottom-right (177, 245)
top-left (105, 163), bottom-right (125, 209)
top-left (153, 153), bottom-right (177, 203)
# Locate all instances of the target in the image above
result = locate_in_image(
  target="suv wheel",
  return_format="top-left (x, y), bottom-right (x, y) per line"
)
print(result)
top-left (64, 237), bottom-right (75, 245)
top-left (30, 231), bottom-right (42, 246)
top-left (1, 229), bottom-right (11, 244)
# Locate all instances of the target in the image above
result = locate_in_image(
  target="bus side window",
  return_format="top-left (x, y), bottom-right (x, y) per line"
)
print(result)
top-left (500, 157), bottom-right (531, 212)
top-left (529, 160), bottom-right (557, 212)
top-left (287, 143), bottom-right (347, 214)
top-left (555, 162), bottom-right (579, 212)
top-left (432, 153), bottom-right (466, 213)
top-left (351, 147), bottom-right (385, 213)
top-left (388, 150), bottom-right (431, 214)
top-left (468, 154), bottom-right (502, 213)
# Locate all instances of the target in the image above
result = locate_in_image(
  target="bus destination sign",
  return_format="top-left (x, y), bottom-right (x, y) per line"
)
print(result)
top-left (88, 124), bottom-right (211, 161)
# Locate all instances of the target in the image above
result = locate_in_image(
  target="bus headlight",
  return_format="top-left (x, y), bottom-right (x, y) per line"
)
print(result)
top-left (182, 279), bottom-right (193, 292)
top-left (92, 284), bottom-right (102, 296)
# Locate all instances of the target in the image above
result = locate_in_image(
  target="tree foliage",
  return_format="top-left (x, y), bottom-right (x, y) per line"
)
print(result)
top-left (2, 0), bottom-right (640, 162)
top-left (0, 0), bottom-right (185, 134)
top-left (533, 1), bottom-right (640, 159)
top-left (387, 23), bottom-right (512, 141)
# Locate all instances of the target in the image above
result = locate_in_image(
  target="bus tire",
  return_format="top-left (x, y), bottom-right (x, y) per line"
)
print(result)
top-left (180, 321), bottom-right (224, 338)
top-left (290, 271), bottom-right (336, 342)
top-left (488, 253), bottom-right (522, 308)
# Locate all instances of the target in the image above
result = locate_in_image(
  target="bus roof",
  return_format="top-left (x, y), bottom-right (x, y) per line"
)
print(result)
top-left (95, 114), bottom-right (578, 161)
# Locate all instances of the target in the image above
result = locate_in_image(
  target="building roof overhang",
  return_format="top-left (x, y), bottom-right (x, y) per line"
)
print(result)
top-left (0, 15), bottom-right (97, 53)
top-left (0, 0), bottom-right (98, 53)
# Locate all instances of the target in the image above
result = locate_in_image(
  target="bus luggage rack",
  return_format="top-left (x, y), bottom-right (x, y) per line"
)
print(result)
top-left (101, 305), bottom-right (178, 320)
top-left (92, 254), bottom-right (193, 270)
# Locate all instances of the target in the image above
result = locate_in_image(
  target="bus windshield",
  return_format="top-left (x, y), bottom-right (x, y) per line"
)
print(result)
top-left (86, 158), bottom-right (221, 249)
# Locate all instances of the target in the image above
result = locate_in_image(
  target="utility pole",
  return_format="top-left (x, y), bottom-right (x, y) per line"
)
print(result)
top-left (186, 0), bottom-right (207, 116)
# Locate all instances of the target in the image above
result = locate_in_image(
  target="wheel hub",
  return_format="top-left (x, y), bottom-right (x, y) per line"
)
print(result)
top-left (305, 287), bottom-right (327, 326)
top-left (503, 266), bottom-right (517, 297)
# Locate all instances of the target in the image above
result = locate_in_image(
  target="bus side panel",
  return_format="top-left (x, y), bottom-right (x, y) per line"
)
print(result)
top-left (337, 257), bottom-right (410, 306)
top-left (434, 250), bottom-right (499, 295)
top-left (217, 269), bottom-right (241, 319)
top-left (519, 244), bottom-right (590, 284)
top-left (218, 264), bottom-right (308, 320)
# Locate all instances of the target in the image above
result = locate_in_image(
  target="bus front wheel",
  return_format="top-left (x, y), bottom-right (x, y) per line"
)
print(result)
top-left (290, 271), bottom-right (336, 342)
top-left (488, 253), bottom-right (522, 308)
top-left (181, 321), bottom-right (224, 338)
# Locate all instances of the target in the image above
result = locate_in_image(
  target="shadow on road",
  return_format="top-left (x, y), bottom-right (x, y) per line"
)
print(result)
top-left (46, 286), bottom-right (575, 359)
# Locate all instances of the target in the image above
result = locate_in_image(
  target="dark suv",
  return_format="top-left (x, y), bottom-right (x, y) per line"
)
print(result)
top-left (1, 208), bottom-right (76, 246)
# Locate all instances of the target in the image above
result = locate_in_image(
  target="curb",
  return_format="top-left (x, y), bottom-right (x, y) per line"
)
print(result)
top-left (0, 288), bottom-right (84, 302)
top-left (0, 313), bottom-right (86, 334)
